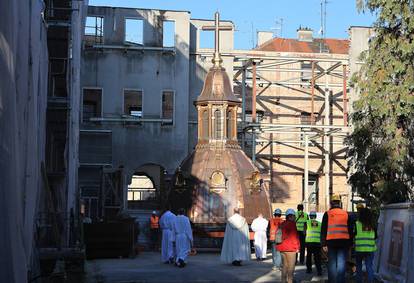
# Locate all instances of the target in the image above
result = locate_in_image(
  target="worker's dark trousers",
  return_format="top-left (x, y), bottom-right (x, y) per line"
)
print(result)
top-left (306, 244), bottom-right (322, 274)
top-left (297, 231), bottom-right (306, 264)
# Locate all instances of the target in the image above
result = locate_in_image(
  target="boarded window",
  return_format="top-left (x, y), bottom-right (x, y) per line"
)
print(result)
top-left (79, 131), bottom-right (112, 165)
top-left (124, 90), bottom-right (142, 117)
top-left (82, 88), bottom-right (102, 122)
top-left (85, 16), bottom-right (104, 45)
top-left (125, 18), bottom-right (143, 45)
top-left (161, 91), bottom-right (174, 120)
top-left (163, 21), bottom-right (175, 47)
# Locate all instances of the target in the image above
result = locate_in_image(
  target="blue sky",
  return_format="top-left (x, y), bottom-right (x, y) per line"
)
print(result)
top-left (89, 0), bottom-right (375, 50)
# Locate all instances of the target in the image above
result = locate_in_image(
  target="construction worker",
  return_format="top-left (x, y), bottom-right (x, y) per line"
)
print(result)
top-left (269, 208), bottom-right (283, 270)
top-left (304, 211), bottom-right (322, 276)
top-left (150, 211), bottom-right (160, 251)
top-left (321, 194), bottom-right (353, 283)
top-left (354, 207), bottom-right (377, 283)
top-left (295, 204), bottom-right (308, 264)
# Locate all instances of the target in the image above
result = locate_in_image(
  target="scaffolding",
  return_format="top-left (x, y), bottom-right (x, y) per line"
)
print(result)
top-left (233, 52), bottom-right (350, 211)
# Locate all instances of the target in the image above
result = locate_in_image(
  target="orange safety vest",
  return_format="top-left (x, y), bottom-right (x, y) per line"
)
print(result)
top-left (150, 215), bottom-right (159, 229)
top-left (326, 208), bottom-right (350, 240)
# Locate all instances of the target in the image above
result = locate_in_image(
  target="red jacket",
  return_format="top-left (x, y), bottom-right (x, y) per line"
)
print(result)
top-left (269, 217), bottom-right (283, 241)
top-left (276, 220), bottom-right (300, 252)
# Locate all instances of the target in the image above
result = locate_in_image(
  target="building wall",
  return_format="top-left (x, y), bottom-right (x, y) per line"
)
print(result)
top-left (81, 7), bottom-right (191, 176)
top-left (348, 26), bottom-right (373, 113)
top-left (0, 0), bottom-right (49, 281)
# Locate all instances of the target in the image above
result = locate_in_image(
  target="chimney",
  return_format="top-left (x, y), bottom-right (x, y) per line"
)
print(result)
top-left (297, 26), bottom-right (313, 42)
top-left (257, 31), bottom-right (273, 47)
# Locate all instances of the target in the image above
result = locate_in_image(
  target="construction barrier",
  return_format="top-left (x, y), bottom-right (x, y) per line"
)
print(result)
top-left (374, 203), bottom-right (414, 282)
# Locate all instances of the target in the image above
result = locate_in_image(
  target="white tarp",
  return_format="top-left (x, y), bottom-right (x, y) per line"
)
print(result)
top-left (374, 203), bottom-right (414, 283)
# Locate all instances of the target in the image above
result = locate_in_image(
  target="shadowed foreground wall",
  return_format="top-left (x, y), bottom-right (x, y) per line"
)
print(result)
top-left (0, 0), bottom-right (48, 281)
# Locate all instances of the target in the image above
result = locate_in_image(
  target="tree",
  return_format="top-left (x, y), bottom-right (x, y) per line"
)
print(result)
top-left (348, 0), bottom-right (414, 211)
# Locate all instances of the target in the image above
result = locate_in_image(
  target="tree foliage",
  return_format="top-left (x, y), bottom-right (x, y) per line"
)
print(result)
top-left (348, 0), bottom-right (414, 210)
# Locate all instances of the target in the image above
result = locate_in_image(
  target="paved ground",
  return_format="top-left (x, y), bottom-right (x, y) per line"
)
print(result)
top-left (85, 252), bottom-right (328, 283)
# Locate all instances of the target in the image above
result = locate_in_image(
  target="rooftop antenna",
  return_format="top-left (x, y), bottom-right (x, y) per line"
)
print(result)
top-left (319, 0), bottom-right (328, 53)
top-left (271, 18), bottom-right (284, 38)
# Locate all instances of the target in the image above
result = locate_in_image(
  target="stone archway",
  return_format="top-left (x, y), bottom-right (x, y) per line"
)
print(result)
top-left (126, 164), bottom-right (167, 210)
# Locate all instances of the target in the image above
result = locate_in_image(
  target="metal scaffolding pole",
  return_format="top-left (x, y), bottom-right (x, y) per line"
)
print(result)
top-left (343, 64), bottom-right (348, 126)
top-left (324, 66), bottom-right (330, 210)
top-left (304, 134), bottom-right (309, 212)
top-left (252, 61), bottom-right (257, 122)
top-left (241, 66), bottom-right (247, 150)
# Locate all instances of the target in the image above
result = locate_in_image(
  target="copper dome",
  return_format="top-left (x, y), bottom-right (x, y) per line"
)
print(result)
top-left (196, 66), bottom-right (240, 104)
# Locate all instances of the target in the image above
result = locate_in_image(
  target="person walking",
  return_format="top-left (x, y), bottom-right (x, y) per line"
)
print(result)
top-left (269, 208), bottom-right (283, 270)
top-left (172, 208), bottom-right (193, 268)
top-left (321, 194), bottom-right (353, 283)
top-left (295, 204), bottom-right (308, 264)
top-left (251, 213), bottom-right (269, 260)
top-left (220, 208), bottom-right (251, 266)
top-left (149, 211), bottom-right (160, 251)
top-left (354, 207), bottom-right (377, 283)
top-left (277, 209), bottom-right (300, 283)
top-left (304, 211), bottom-right (322, 276)
top-left (159, 209), bottom-right (176, 263)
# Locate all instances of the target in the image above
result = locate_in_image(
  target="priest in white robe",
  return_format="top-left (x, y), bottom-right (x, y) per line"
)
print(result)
top-left (171, 208), bottom-right (193, 268)
top-left (251, 213), bottom-right (269, 260)
top-left (159, 209), bottom-right (176, 263)
top-left (220, 208), bottom-right (251, 266)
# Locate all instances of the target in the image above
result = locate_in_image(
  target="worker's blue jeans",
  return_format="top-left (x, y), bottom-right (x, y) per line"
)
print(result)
top-left (271, 242), bottom-right (282, 268)
top-left (327, 247), bottom-right (348, 283)
top-left (356, 252), bottom-right (374, 283)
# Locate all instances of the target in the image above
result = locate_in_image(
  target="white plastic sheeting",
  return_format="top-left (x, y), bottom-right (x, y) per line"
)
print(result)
top-left (374, 203), bottom-right (414, 283)
top-left (0, 0), bottom-right (48, 282)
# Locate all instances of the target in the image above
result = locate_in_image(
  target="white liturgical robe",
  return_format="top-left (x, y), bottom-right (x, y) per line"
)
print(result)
top-left (251, 216), bottom-right (269, 259)
top-left (171, 215), bottom-right (193, 263)
top-left (159, 210), bottom-right (176, 262)
top-left (220, 213), bottom-right (251, 263)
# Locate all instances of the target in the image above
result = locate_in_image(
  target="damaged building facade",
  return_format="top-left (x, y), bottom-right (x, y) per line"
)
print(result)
top-left (78, 6), bottom-right (234, 243)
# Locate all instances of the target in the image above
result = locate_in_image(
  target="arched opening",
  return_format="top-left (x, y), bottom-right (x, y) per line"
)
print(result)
top-left (127, 174), bottom-right (155, 202)
top-left (127, 164), bottom-right (166, 210)
top-left (214, 109), bottom-right (222, 140)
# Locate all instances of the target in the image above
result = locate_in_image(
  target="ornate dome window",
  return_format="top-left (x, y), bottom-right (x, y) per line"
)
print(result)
top-left (210, 170), bottom-right (226, 189)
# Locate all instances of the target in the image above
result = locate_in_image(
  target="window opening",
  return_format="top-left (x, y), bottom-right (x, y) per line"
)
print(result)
top-left (85, 16), bottom-right (104, 45)
top-left (214, 109), bottom-right (222, 139)
top-left (124, 90), bottom-right (143, 117)
top-left (125, 18), bottom-right (143, 45)
top-left (163, 21), bottom-right (175, 47)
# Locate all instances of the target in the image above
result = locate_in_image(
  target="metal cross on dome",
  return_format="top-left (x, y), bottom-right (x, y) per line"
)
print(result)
top-left (202, 12), bottom-right (233, 67)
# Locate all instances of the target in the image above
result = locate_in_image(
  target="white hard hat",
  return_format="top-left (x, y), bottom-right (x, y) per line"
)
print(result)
top-left (152, 210), bottom-right (157, 214)
top-left (285, 208), bottom-right (295, 216)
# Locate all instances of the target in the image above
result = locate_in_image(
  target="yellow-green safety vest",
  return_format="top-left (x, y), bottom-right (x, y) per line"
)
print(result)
top-left (355, 221), bottom-right (377, 252)
top-left (305, 219), bottom-right (321, 243)
top-left (296, 211), bottom-right (308, 232)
